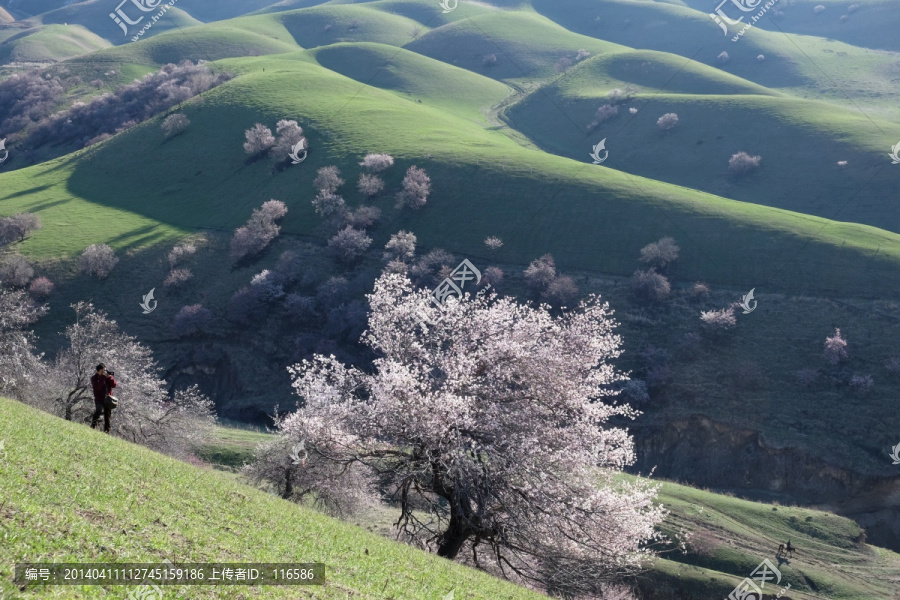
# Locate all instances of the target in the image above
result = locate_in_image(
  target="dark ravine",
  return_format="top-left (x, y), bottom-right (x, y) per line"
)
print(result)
top-left (629, 415), bottom-right (900, 552)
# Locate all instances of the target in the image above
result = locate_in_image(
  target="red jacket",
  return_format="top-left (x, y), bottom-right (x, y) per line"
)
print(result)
top-left (90, 373), bottom-right (117, 402)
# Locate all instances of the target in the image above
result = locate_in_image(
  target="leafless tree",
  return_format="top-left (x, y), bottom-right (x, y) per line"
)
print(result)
top-left (327, 227), bottom-right (372, 263)
top-left (161, 113), bottom-right (189, 138)
top-left (359, 153), bottom-right (394, 172)
top-left (243, 123), bottom-right (275, 155)
top-left (0, 213), bottom-right (42, 245)
top-left (729, 152), bottom-right (761, 176)
top-left (639, 237), bottom-right (679, 269)
top-left (383, 231), bottom-right (416, 262)
top-left (0, 254), bottom-right (34, 288)
top-left (823, 328), bottom-right (848, 365)
top-left (314, 166), bottom-right (344, 194)
top-left (173, 304), bottom-right (212, 337)
top-left (395, 166), bottom-right (431, 209)
top-left (79, 244), bottom-right (119, 279)
top-left (357, 173), bottom-right (384, 196)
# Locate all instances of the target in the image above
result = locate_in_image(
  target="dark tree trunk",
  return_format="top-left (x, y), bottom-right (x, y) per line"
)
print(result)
top-left (437, 510), bottom-right (470, 559)
top-left (282, 465), bottom-right (293, 499)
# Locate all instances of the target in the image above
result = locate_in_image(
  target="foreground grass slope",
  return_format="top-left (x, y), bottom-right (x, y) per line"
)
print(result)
top-left (0, 397), bottom-right (548, 600)
top-left (196, 418), bottom-right (900, 600)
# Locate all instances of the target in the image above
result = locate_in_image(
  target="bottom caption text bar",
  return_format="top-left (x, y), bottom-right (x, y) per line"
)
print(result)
top-left (15, 563), bottom-right (325, 585)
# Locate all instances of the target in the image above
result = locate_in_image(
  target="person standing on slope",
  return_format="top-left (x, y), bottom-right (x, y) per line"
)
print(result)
top-left (90, 363), bottom-right (117, 433)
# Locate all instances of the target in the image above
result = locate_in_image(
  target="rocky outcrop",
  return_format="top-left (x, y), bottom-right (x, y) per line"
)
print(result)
top-left (629, 415), bottom-right (900, 551)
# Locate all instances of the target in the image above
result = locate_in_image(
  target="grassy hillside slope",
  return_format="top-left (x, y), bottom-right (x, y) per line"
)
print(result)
top-left (0, 23), bottom-right (109, 65)
top-left (194, 414), bottom-right (900, 600)
top-left (0, 396), bottom-right (549, 600)
top-left (2, 52), bottom-right (900, 299)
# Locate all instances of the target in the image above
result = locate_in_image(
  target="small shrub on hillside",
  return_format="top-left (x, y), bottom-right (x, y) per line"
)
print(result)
top-left (315, 166), bottom-right (344, 194)
top-left (243, 123), bottom-right (275, 155)
top-left (646, 365), bottom-right (673, 390)
top-left (359, 153), bottom-right (394, 172)
top-left (271, 119), bottom-right (305, 162)
top-left (28, 276), bottom-right (54, 298)
top-left (283, 293), bottom-right (317, 323)
top-left (847, 3), bottom-right (859, 12)
top-left (630, 269), bottom-right (670, 302)
top-left (657, 112), bottom-right (679, 132)
top-left (408, 249), bottom-right (455, 286)
top-left (849, 374), bottom-right (873, 393)
top-left (483, 53), bottom-right (498, 67)
top-left (79, 243), bottom-right (118, 279)
top-left (484, 236), bottom-right (503, 250)
top-left (629, 107), bottom-right (638, 115)
top-left (757, 54), bottom-right (765, 62)
top-left (700, 306), bottom-right (736, 331)
top-left (344, 205), bottom-right (381, 229)
top-left (885, 356), bottom-right (900, 374)
top-left (0, 254), bottom-right (34, 288)
top-left (395, 166), bottom-right (431, 210)
top-left (823, 328), bottom-right (848, 365)
top-left (276, 250), bottom-right (304, 281)
top-left (384, 259), bottom-right (408, 275)
top-left (312, 192), bottom-right (346, 218)
top-left (620, 379), bottom-right (649, 406)
top-left (814, 4), bottom-right (826, 14)
top-left (327, 227), bottom-right (372, 263)
top-left (230, 200), bottom-right (288, 261)
top-left (316, 276), bottom-right (351, 307)
top-left (639, 237), bottom-right (679, 269)
top-left (250, 269), bottom-right (286, 302)
top-left (482, 266), bottom-right (503, 290)
top-left (689, 282), bottom-right (710, 299)
top-left (357, 173), bottom-right (384, 197)
top-left (228, 287), bottom-right (262, 324)
top-left (524, 254), bottom-right (557, 294)
top-left (383, 230), bottom-right (417, 262)
top-left (164, 268), bottom-right (193, 288)
top-left (161, 113), bottom-right (189, 138)
top-left (543, 275), bottom-right (579, 306)
top-left (173, 304), bottom-right (212, 337)
top-left (0, 213), bottom-right (42, 245)
top-left (728, 151), bottom-right (761, 176)
top-left (555, 57), bottom-right (573, 73)
top-left (589, 104), bottom-right (618, 129)
top-left (168, 242), bottom-right (196, 267)
top-left (576, 49), bottom-right (591, 61)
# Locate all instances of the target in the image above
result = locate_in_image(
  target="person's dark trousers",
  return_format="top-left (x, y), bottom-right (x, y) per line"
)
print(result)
top-left (90, 399), bottom-right (111, 433)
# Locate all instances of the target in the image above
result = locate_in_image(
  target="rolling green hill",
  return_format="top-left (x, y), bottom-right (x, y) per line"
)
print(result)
top-left (0, 23), bottom-right (109, 65)
top-left (2, 49), bottom-right (900, 300)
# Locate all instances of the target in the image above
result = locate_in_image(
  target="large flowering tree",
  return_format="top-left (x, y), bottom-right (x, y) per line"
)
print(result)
top-left (245, 273), bottom-right (665, 596)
